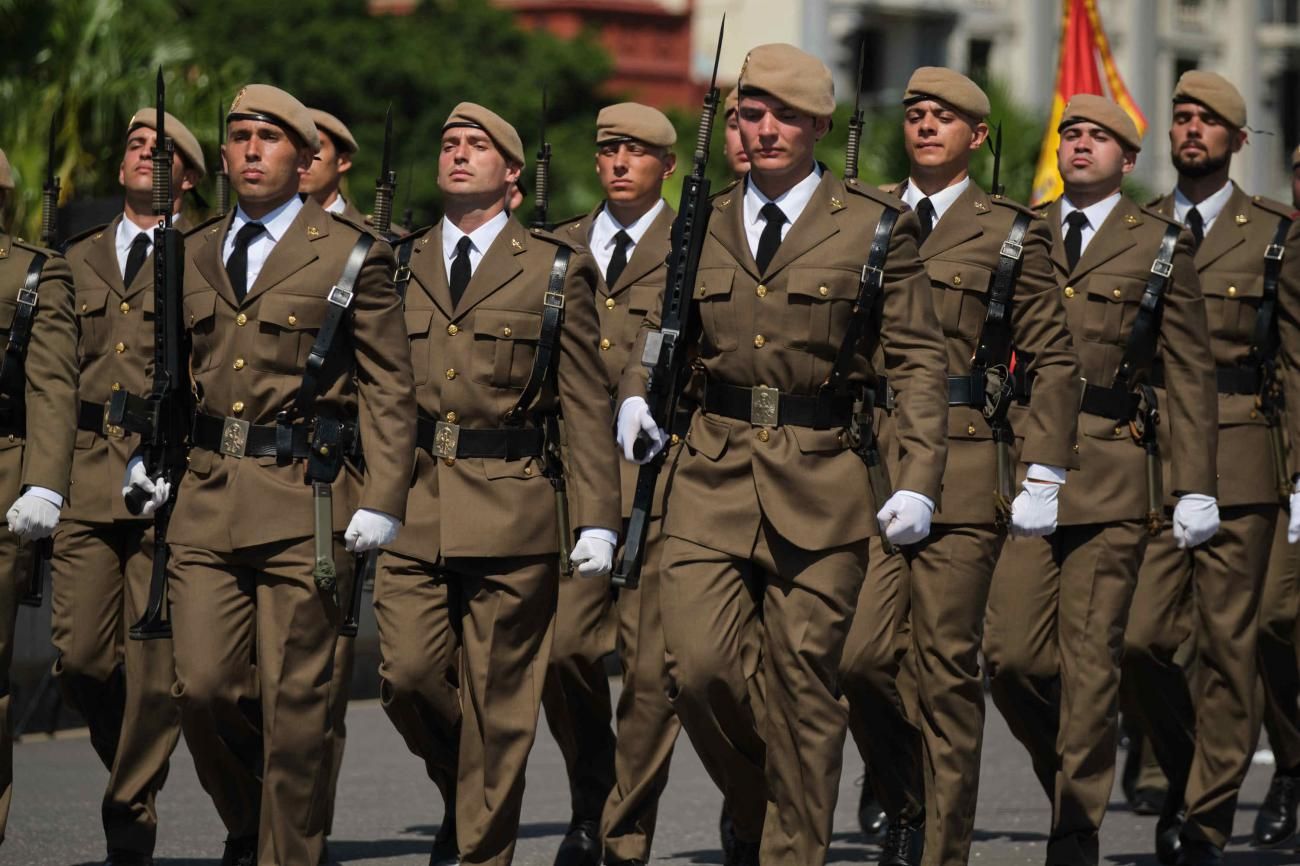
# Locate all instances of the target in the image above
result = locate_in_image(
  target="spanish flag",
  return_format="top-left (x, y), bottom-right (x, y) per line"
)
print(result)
top-left (1031, 0), bottom-right (1147, 206)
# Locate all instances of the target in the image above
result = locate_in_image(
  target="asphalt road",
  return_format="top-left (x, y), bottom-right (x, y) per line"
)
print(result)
top-left (4, 690), bottom-right (1292, 866)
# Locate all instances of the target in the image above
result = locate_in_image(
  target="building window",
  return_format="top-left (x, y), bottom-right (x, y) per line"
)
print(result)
top-left (968, 38), bottom-right (992, 85)
top-left (1175, 56), bottom-right (1199, 81)
top-left (1280, 67), bottom-right (1300, 158)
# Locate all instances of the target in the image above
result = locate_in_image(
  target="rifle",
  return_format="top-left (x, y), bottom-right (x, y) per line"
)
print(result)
top-left (989, 122), bottom-right (1005, 197)
top-left (215, 102), bottom-right (231, 217)
top-left (844, 41), bottom-right (866, 181)
top-left (108, 69), bottom-right (192, 639)
top-left (612, 17), bottom-right (725, 589)
top-left (372, 104), bottom-right (398, 239)
top-left (532, 88), bottom-right (551, 231)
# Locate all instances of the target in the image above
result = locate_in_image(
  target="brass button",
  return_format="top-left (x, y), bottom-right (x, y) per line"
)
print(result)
top-left (953, 274), bottom-right (963, 286)
top-left (80, 302), bottom-right (88, 313)
top-left (524, 464), bottom-right (534, 476)
top-left (233, 358), bottom-right (245, 371)
top-left (1112, 288), bottom-right (1122, 299)
top-left (818, 285), bottom-right (829, 296)
top-left (1250, 409), bottom-right (1259, 419)
top-left (231, 401), bottom-right (245, 415)
top-left (445, 411), bottom-right (458, 423)
top-left (502, 326), bottom-right (512, 337)
top-left (443, 457), bottom-right (455, 467)
top-left (753, 334), bottom-right (766, 348)
top-left (447, 324), bottom-right (459, 336)
top-left (1064, 286), bottom-right (1075, 298)
top-left (119, 302), bottom-right (130, 314)
top-left (1073, 443), bottom-right (1080, 453)
top-left (605, 297), bottom-right (616, 310)
top-left (1114, 426), bottom-right (1124, 437)
top-left (966, 424), bottom-right (977, 436)
top-left (756, 428), bottom-right (770, 442)
top-left (114, 342), bottom-right (126, 353)
top-left (600, 338), bottom-right (612, 350)
top-left (756, 284), bottom-right (768, 298)
top-left (111, 382), bottom-right (121, 392)
top-left (287, 314), bottom-right (298, 325)
top-left (446, 368), bottom-right (457, 380)
top-left (670, 433), bottom-right (681, 445)
top-left (236, 313), bottom-right (248, 326)
top-left (1227, 286), bottom-right (1237, 297)
top-left (697, 286), bottom-right (707, 297)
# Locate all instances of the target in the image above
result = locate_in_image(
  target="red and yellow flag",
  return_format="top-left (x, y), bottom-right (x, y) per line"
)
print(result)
top-left (1031, 0), bottom-right (1147, 206)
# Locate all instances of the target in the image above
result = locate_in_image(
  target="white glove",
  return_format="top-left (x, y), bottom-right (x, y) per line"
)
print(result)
top-left (6, 492), bottom-right (60, 541)
top-left (616, 396), bottom-right (666, 465)
top-left (344, 508), bottom-right (400, 552)
top-left (1010, 464), bottom-right (1065, 538)
top-left (876, 490), bottom-right (935, 546)
top-left (1290, 490), bottom-right (1300, 543)
top-left (1172, 493), bottom-right (1219, 549)
top-left (122, 455), bottom-right (170, 518)
top-left (570, 530), bottom-right (616, 578)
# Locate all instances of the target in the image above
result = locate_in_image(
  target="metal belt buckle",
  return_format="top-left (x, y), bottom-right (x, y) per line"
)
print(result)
top-left (101, 400), bottom-right (125, 439)
top-left (16, 287), bottom-right (38, 309)
top-left (544, 291), bottom-right (566, 310)
top-left (327, 285), bottom-right (355, 308)
top-left (1150, 259), bottom-right (1173, 278)
top-left (392, 263), bottom-right (411, 283)
top-left (751, 385), bottom-right (780, 427)
top-left (219, 417), bottom-right (251, 457)
top-left (999, 239), bottom-right (1024, 260)
top-left (1265, 243), bottom-right (1286, 262)
top-left (433, 421), bottom-right (460, 460)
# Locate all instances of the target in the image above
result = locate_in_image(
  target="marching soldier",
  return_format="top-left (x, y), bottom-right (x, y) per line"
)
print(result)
top-left (548, 102), bottom-right (681, 866)
top-left (839, 68), bottom-right (1079, 866)
top-left (373, 102), bottom-right (620, 866)
top-left (617, 44), bottom-right (949, 866)
top-left (983, 94), bottom-right (1219, 866)
top-left (1122, 71), bottom-right (1299, 865)
top-left (58, 108), bottom-right (203, 866)
top-left (122, 84), bottom-right (415, 866)
top-left (0, 148), bottom-right (78, 848)
top-left (301, 109), bottom-right (363, 223)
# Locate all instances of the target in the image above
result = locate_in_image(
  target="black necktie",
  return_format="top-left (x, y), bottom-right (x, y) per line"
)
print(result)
top-left (226, 222), bottom-right (266, 302)
top-left (1186, 206), bottom-right (1205, 250)
top-left (755, 202), bottom-right (787, 274)
top-left (605, 230), bottom-right (632, 288)
top-left (449, 236), bottom-right (472, 307)
top-left (122, 233), bottom-right (151, 288)
top-left (915, 197), bottom-right (936, 244)
top-left (1064, 210), bottom-right (1089, 272)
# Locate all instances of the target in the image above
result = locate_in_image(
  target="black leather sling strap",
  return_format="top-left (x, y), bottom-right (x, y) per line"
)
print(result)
top-left (503, 247), bottom-right (571, 425)
top-left (393, 237), bottom-right (416, 303)
top-left (0, 253), bottom-right (46, 403)
top-left (1243, 215), bottom-right (1293, 376)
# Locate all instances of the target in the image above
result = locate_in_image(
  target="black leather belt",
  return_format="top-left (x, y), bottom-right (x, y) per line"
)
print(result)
top-left (192, 412), bottom-right (355, 460)
top-left (702, 381), bottom-right (855, 428)
top-left (947, 375), bottom-right (984, 407)
top-left (1149, 362), bottom-right (1259, 395)
top-left (1079, 384), bottom-right (1140, 421)
top-left (77, 399), bottom-right (130, 438)
top-left (415, 416), bottom-right (544, 460)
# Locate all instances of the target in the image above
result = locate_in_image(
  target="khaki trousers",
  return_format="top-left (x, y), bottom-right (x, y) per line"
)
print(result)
top-left (321, 560), bottom-right (359, 837)
top-left (1257, 506), bottom-right (1300, 773)
top-left (1124, 504), bottom-right (1276, 848)
top-left (49, 520), bottom-right (180, 855)
top-left (0, 526), bottom-right (33, 843)
top-left (660, 522), bottom-right (864, 866)
top-left (984, 521), bottom-right (1148, 866)
top-left (376, 551), bottom-right (557, 866)
top-left (169, 537), bottom-right (350, 866)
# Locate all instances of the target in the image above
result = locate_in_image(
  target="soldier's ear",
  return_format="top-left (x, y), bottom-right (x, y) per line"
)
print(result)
top-left (662, 151), bottom-right (678, 179)
top-left (970, 121), bottom-right (990, 151)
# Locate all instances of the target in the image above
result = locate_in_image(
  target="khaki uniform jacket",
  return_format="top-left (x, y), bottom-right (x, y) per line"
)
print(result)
top-left (63, 215), bottom-right (190, 523)
top-left (556, 203), bottom-right (677, 517)
top-left (1043, 196), bottom-right (1217, 525)
top-left (388, 215), bottom-right (621, 562)
top-left (619, 171), bottom-right (949, 557)
top-left (170, 198), bottom-right (415, 552)
top-left (0, 234), bottom-right (77, 501)
top-left (1150, 185), bottom-right (1298, 507)
top-left (886, 182), bottom-right (1080, 524)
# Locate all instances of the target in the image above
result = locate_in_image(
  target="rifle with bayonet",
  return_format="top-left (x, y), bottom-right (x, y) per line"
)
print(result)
top-left (532, 88), bottom-right (551, 231)
top-left (844, 42), bottom-right (866, 182)
top-left (108, 69), bottom-right (193, 639)
top-left (612, 17), bottom-right (725, 589)
top-left (373, 105), bottom-right (398, 239)
top-left (989, 122), bottom-right (1005, 197)
top-left (215, 102), bottom-right (231, 216)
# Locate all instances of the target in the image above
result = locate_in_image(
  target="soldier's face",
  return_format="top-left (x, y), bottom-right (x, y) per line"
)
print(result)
top-left (300, 132), bottom-right (352, 199)
top-left (737, 94), bottom-right (829, 178)
top-left (1169, 103), bottom-right (1244, 178)
top-left (724, 111), bottom-right (750, 177)
top-left (119, 127), bottom-right (197, 198)
top-left (594, 140), bottom-right (675, 207)
top-left (1057, 123), bottom-right (1136, 194)
top-left (902, 100), bottom-right (988, 172)
top-left (224, 120), bottom-right (314, 210)
top-left (438, 127), bottom-right (520, 203)
top-left (1292, 162), bottom-right (1300, 210)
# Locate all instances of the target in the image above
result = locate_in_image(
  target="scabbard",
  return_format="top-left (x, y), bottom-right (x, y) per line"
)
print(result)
top-left (1268, 419), bottom-right (1293, 498)
top-left (312, 482), bottom-right (338, 601)
top-left (556, 485), bottom-right (574, 576)
top-left (1145, 446), bottom-right (1164, 536)
top-left (994, 436), bottom-right (1014, 529)
top-left (861, 437), bottom-right (898, 557)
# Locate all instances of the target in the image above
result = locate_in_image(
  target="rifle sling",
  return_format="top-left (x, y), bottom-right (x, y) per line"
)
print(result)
top-left (0, 253), bottom-right (47, 403)
top-left (1243, 215), bottom-right (1293, 374)
top-left (394, 237), bottom-right (416, 303)
top-left (971, 211), bottom-right (1031, 379)
top-left (504, 247), bottom-right (570, 425)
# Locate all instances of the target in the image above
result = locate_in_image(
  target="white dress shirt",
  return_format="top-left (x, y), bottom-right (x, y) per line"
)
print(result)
top-left (1059, 191), bottom-right (1122, 257)
top-left (742, 164), bottom-right (823, 260)
top-left (900, 176), bottom-right (971, 227)
top-left (589, 198), bottom-right (667, 278)
top-left (324, 195), bottom-right (346, 215)
top-left (114, 213), bottom-right (181, 281)
top-left (442, 209), bottom-right (510, 279)
top-left (1173, 181), bottom-right (1234, 235)
top-left (222, 195), bottom-right (305, 291)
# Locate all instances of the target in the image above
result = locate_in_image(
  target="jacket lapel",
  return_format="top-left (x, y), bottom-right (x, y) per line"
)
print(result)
top-left (921, 184), bottom-right (985, 259)
top-left (609, 204), bottom-right (674, 295)
top-left (1193, 184), bottom-right (1248, 270)
top-left (243, 199), bottom-right (329, 305)
top-left (1043, 200), bottom-right (1069, 276)
top-left (452, 216), bottom-right (527, 320)
top-left (1070, 196), bottom-right (1139, 281)
top-left (194, 212), bottom-right (239, 309)
top-left (85, 215), bottom-right (127, 297)
top-left (408, 223), bottom-right (454, 318)
top-left (707, 181), bottom-right (755, 280)
top-left (762, 172), bottom-right (842, 277)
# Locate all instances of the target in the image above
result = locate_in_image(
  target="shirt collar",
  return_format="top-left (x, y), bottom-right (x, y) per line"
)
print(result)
top-left (115, 213), bottom-right (180, 254)
top-left (232, 195), bottom-right (304, 244)
top-left (743, 164), bottom-right (823, 227)
top-left (325, 195), bottom-right (346, 215)
top-left (900, 176), bottom-right (971, 223)
top-left (592, 198), bottom-right (667, 250)
top-left (442, 209), bottom-right (510, 261)
top-left (1060, 191), bottom-right (1122, 232)
top-left (1173, 181), bottom-right (1234, 228)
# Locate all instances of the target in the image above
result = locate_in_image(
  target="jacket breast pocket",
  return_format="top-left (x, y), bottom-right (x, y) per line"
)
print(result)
top-left (183, 290), bottom-right (219, 371)
top-left (929, 261), bottom-right (992, 341)
top-left (1081, 275), bottom-right (1146, 346)
top-left (253, 294), bottom-right (329, 374)
top-left (472, 308), bottom-right (542, 389)
top-left (405, 307), bottom-right (435, 386)
top-left (694, 268), bottom-right (737, 352)
top-left (624, 283), bottom-right (661, 345)
top-left (1202, 273), bottom-right (1262, 342)
top-left (76, 288), bottom-right (111, 357)
top-left (782, 266), bottom-right (860, 352)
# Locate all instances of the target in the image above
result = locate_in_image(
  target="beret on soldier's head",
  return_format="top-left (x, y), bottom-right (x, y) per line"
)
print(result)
top-left (127, 108), bottom-right (207, 177)
top-left (1059, 93), bottom-right (1143, 152)
top-left (903, 67), bottom-right (991, 121)
top-left (0, 148), bottom-right (12, 191)
top-left (724, 87), bottom-right (739, 119)
top-left (443, 102), bottom-right (525, 167)
top-left (737, 43), bottom-right (835, 118)
top-left (1172, 70), bottom-right (1247, 130)
top-left (596, 102), bottom-right (676, 148)
top-left (308, 109), bottom-right (358, 154)
top-left (228, 84), bottom-right (321, 154)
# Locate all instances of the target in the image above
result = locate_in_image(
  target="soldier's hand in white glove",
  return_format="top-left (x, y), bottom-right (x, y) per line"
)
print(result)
top-left (122, 456), bottom-right (170, 518)
top-left (6, 489), bottom-right (61, 541)
top-left (616, 397), bottom-right (665, 465)
top-left (876, 490), bottom-right (934, 546)
top-left (1172, 493), bottom-right (1219, 549)
top-left (570, 529), bottom-right (616, 578)
top-left (1290, 490), bottom-right (1300, 543)
top-left (1010, 465), bottom-right (1065, 538)
top-left (344, 508), bottom-right (400, 552)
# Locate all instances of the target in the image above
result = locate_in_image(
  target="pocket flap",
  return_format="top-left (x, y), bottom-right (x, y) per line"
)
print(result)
top-left (788, 425), bottom-right (847, 453)
top-left (694, 268), bottom-right (735, 300)
top-left (78, 288), bottom-right (110, 316)
top-left (474, 308), bottom-right (542, 341)
top-left (183, 290), bottom-right (217, 326)
top-left (627, 283), bottom-right (662, 312)
top-left (1201, 274), bottom-right (1263, 299)
top-left (482, 455), bottom-right (545, 480)
top-left (686, 412), bottom-right (730, 460)
top-left (784, 266), bottom-right (861, 300)
top-left (257, 294), bottom-right (327, 331)
top-left (927, 261), bottom-right (992, 293)
top-left (404, 307), bottom-right (434, 336)
top-left (1086, 276), bottom-right (1147, 303)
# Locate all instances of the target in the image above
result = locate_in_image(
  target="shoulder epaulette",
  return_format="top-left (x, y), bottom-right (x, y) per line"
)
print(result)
top-left (710, 178), bottom-right (742, 202)
top-left (61, 222), bottom-right (112, 251)
top-left (987, 194), bottom-right (1037, 218)
top-left (551, 212), bottom-right (587, 231)
top-left (1138, 204), bottom-right (1181, 229)
top-left (1249, 194), bottom-right (1294, 220)
top-left (328, 209), bottom-right (381, 238)
top-left (185, 213), bottom-right (226, 238)
top-left (1145, 194), bottom-right (1167, 209)
top-left (528, 224), bottom-right (589, 255)
top-left (843, 176), bottom-right (904, 210)
top-left (393, 224), bottom-right (434, 248)
top-left (10, 237), bottom-right (60, 257)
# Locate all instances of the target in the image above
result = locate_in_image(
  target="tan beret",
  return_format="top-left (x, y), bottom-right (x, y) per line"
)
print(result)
top-left (443, 102), bottom-right (525, 167)
top-left (596, 102), bottom-right (676, 148)
top-left (1058, 93), bottom-right (1143, 152)
top-left (308, 109), bottom-right (358, 154)
top-left (127, 108), bottom-right (207, 177)
top-left (0, 148), bottom-right (11, 191)
top-left (228, 84), bottom-right (321, 153)
top-left (724, 87), bottom-right (738, 118)
top-left (903, 67), bottom-right (991, 121)
top-left (738, 43), bottom-right (835, 118)
top-left (1172, 70), bottom-right (1246, 129)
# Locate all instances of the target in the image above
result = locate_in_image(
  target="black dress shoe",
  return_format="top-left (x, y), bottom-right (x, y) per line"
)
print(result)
top-left (880, 814), bottom-right (924, 866)
top-left (104, 851), bottom-right (153, 866)
top-left (555, 819), bottom-right (601, 866)
top-left (1155, 808), bottom-right (1185, 866)
top-left (858, 777), bottom-right (888, 838)
top-left (430, 816), bottom-right (460, 866)
top-left (221, 837), bottom-right (257, 866)
top-left (1175, 838), bottom-right (1222, 865)
top-left (1254, 772), bottom-right (1299, 847)
top-left (719, 807), bottom-right (737, 863)
top-left (605, 860), bottom-right (647, 866)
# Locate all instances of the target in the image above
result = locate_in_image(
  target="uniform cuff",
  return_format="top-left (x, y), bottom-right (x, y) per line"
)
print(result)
top-left (577, 527), bottom-right (619, 547)
top-left (25, 486), bottom-right (63, 509)
top-left (1026, 464), bottom-right (1067, 485)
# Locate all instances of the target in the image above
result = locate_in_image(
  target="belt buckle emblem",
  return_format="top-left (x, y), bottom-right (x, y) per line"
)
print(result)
top-left (433, 421), bottom-right (460, 460)
top-left (220, 417), bottom-right (250, 457)
top-left (101, 400), bottom-right (125, 439)
top-left (751, 385), bottom-right (780, 427)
